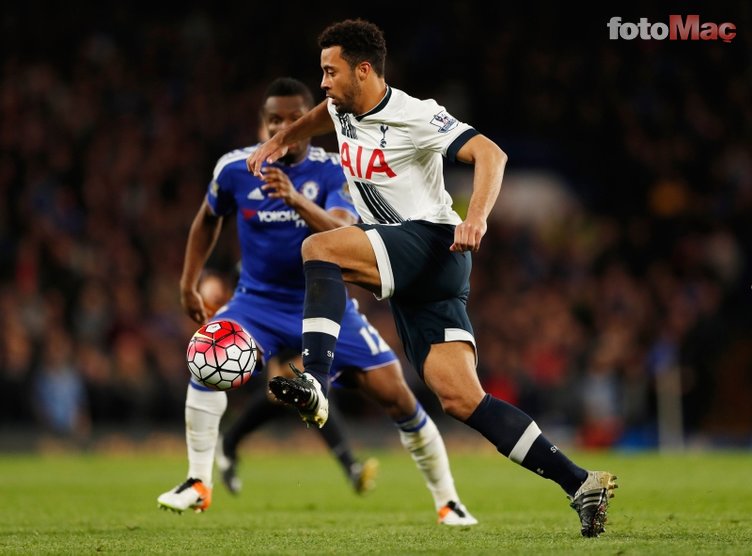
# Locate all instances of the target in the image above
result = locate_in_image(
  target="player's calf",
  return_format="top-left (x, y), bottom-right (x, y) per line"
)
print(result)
top-left (215, 436), bottom-right (242, 495)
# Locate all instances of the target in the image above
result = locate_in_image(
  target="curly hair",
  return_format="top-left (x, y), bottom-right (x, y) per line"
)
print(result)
top-left (262, 77), bottom-right (314, 108)
top-left (318, 19), bottom-right (387, 76)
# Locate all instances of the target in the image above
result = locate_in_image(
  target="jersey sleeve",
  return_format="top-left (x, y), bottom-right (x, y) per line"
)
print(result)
top-left (321, 158), bottom-right (359, 219)
top-left (407, 98), bottom-right (479, 163)
top-left (206, 164), bottom-right (237, 216)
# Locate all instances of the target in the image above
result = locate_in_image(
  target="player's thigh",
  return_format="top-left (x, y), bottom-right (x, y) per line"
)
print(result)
top-left (423, 342), bottom-right (485, 420)
top-left (359, 220), bottom-right (471, 302)
top-left (301, 226), bottom-right (380, 293)
top-left (390, 295), bottom-right (476, 377)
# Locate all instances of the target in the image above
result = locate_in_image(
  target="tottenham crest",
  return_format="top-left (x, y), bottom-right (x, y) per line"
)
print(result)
top-left (379, 125), bottom-right (389, 147)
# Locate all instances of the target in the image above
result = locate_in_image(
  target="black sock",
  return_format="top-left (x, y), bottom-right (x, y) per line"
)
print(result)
top-left (302, 260), bottom-right (346, 393)
top-left (465, 394), bottom-right (588, 496)
top-left (223, 386), bottom-right (284, 459)
top-left (315, 405), bottom-right (357, 474)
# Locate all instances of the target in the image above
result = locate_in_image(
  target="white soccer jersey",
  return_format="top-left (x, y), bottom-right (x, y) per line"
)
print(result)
top-left (328, 86), bottom-right (478, 225)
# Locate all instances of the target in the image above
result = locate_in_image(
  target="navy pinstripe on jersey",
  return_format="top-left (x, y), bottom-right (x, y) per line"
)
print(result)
top-left (352, 180), bottom-right (403, 224)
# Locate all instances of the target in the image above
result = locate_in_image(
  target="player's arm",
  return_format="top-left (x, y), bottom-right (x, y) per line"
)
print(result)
top-left (288, 200), bottom-right (357, 232)
top-left (247, 100), bottom-right (335, 176)
top-left (260, 167), bottom-right (356, 231)
top-left (451, 134), bottom-right (507, 253)
top-left (180, 197), bottom-right (224, 323)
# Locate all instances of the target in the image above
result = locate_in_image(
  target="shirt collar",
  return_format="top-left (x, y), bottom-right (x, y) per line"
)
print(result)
top-left (355, 85), bottom-right (392, 122)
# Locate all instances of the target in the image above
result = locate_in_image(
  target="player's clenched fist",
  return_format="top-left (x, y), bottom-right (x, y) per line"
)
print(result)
top-left (450, 217), bottom-right (487, 253)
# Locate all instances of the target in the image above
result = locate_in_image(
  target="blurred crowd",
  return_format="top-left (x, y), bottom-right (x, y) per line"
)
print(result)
top-left (1, 5), bottom-right (750, 447)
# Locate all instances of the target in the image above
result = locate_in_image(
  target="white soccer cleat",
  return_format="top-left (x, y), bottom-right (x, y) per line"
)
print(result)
top-left (437, 500), bottom-right (478, 526)
top-left (268, 364), bottom-right (329, 428)
top-left (157, 478), bottom-right (212, 513)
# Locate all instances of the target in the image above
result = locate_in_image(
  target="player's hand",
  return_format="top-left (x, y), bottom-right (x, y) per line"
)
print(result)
top-left (181, 288), bottom-right (208, 324)
top-left (450, 216), bottom-right (487, 253)
top-left (261, 167), bottom-right (301, 207)
top-left (246, 137), bottom-right (289, 177)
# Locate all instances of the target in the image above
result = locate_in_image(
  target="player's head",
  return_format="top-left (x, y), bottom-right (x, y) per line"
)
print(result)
top-left (260, 77), bottom-right (315, 163)
top-left (318, 19), bottom-right (386, 114)
top-left (198, 270), bottom-right (232, 318)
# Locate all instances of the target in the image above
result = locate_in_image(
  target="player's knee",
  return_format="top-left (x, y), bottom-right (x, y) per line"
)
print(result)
top-left (301, 234), bottom-right (330, 262)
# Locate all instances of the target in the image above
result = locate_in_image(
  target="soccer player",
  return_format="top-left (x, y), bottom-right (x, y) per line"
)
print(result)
top-left (157, 77), bottom-right (477, 526)
top-left (247, 21), bottom-right (618, 537)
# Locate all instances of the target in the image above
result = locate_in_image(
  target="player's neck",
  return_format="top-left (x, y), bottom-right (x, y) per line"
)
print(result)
top-left (356, 80), bottom-right (388, 116)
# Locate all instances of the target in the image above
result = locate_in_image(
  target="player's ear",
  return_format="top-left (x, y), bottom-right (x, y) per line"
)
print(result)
top-left (356, 61), bottom-right (371, 81)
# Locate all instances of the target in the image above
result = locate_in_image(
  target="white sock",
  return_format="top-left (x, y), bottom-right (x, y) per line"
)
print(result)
top-left (396, 404), bottom-right (459, 510)
top-left (185, 383), bottom-right (227, 486)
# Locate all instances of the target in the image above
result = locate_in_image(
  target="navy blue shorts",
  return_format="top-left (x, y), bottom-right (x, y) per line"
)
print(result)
top-left (357, 220), bottom-right (477, 376)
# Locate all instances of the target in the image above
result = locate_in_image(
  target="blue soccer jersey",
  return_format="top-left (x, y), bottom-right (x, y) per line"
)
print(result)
top-left (201, 144), bottom-right (396, 378)
top-left (207, 145), bottom-right (357, 302)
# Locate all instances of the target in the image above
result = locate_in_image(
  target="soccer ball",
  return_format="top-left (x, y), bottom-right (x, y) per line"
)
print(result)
top-left (186, 320), bottom-right (257, 390)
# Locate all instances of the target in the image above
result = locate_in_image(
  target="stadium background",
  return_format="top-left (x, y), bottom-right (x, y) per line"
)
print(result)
top-left (1, 2), bottom-right (750, 453)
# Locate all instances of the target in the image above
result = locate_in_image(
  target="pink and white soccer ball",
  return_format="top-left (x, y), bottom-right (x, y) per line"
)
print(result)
top-left (186, 320), bottom-right (257, 390)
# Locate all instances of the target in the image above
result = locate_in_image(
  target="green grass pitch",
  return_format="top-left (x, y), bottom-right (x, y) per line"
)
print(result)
top-left (1, 449), bottom-right (750, 554)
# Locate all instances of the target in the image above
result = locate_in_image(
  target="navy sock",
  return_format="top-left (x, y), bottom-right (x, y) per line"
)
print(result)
top-left (465, 394), bottom-right (588, 496)
top-left (301, 260), bottom-right (346, 393)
